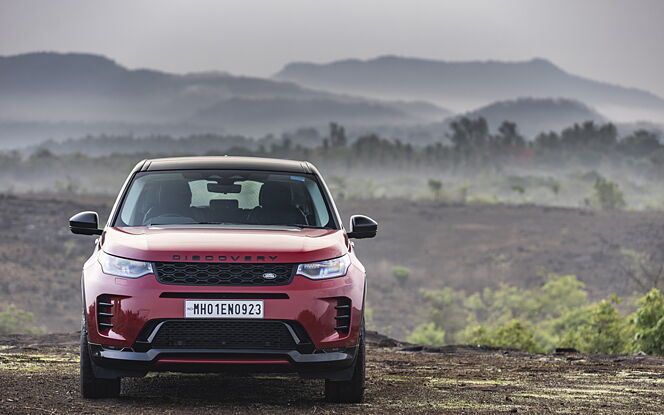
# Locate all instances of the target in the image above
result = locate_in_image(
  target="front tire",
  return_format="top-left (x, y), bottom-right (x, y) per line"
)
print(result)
top-left (80, 326), bottom-right (120, 399)
top-left (325, 320), bottom-right (365, 403)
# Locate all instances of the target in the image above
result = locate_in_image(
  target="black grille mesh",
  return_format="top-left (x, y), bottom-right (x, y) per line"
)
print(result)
top-left (154, 262), bottom-right (295, 286)
top-left (151, 320), bottom-right (296, 349)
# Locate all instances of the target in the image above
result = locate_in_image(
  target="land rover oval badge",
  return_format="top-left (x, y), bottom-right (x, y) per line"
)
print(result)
top-left (262, 272), bottom-right (277, 280)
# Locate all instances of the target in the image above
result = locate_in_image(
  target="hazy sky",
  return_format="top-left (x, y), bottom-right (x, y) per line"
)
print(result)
top-left (1, 0), bottom-right (663, 96)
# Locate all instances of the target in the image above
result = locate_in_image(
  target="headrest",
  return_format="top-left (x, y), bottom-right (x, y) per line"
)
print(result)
top-left (259, 182), bottom-right (292, 207)
top-left (210, 199), bottom-right (239, 210)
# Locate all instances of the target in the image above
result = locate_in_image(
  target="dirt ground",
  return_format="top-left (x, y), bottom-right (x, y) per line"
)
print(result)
top-left (1, 332), bottom-right (664, 415)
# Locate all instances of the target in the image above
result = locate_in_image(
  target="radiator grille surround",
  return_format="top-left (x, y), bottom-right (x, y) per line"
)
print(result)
top-left (154, 262), bottom-right (295, 286)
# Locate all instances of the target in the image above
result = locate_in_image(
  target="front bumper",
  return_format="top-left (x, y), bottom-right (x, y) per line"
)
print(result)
top-left (82, 260), bottom-right (365, 378)
top-left (89, 343), bottom-right (357, 380)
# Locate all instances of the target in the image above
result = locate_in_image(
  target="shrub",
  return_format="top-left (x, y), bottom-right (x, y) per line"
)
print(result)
top-left (408, 322), bottom-right (445, 346)
top-left (633, 288), bottom-right (664, 355)
top-left (421, 287), bottom-right (469, 344)
top-left (468, 319), bottom-right (541, 353)
top-left (0, 304), bottom-right (42, 335)
top-left (427, 179), bottom-right (443, 200)
top-left (391, 266), bottom-right (412, 286)
top-left (468, 194), bottom-right (499, 205)
top-left (590, 176), bottom-right (626, 210)
top-left (511, 185), bottom-right (526, 195)
top-left (560, 296), bottom-right (630, 354)
top-left (412, 275), bottom-right (652, 354)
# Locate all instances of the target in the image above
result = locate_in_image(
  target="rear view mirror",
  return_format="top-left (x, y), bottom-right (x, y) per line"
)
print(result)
top-left (207, 183), bottom-right (242, 194)
top-left (69, 211), bottom-right (102, 235)
top-left (347, 215), bottom-right (377, 239)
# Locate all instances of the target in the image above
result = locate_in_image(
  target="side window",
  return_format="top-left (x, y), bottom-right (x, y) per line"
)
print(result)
top-left (306, 180), bottom-right (330, 227)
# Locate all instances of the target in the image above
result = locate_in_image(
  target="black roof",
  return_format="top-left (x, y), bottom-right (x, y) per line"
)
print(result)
top-left (138, 156), bottom-right (314, 174)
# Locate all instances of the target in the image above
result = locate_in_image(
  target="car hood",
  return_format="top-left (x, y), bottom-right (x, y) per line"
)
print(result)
top-left (101, 225), bottom-right (348, 263)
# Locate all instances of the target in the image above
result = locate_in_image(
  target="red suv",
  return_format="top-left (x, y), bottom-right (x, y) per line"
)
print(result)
top-left (69, 156), bottom-right (377, 403)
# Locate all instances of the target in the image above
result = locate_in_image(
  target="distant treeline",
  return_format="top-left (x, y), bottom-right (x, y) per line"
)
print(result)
top-left (32, 118), bottom-right (662, 170)
top-left (3, 118), bottom-right (663, 204)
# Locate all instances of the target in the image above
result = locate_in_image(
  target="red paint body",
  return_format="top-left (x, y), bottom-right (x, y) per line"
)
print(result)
top-left (76, 157), bottom-right (374, 382)
top-left (84, 227), bottom-right (365, 350)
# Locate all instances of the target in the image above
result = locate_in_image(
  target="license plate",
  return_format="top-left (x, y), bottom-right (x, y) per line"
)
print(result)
top-left (184, 300), bottom-right (264, 318)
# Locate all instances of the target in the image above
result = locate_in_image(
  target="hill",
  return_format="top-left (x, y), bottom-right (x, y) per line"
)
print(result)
top-left (274, 56), bottom-right (664, 119)
top-left (0, 52), bottom-right (450, 146)
top-left (458, 97), bottom-right (607, 138)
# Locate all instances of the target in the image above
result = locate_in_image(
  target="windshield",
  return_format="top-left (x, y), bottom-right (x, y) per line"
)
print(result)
top-left (114, 170), bottom-right (335, 228)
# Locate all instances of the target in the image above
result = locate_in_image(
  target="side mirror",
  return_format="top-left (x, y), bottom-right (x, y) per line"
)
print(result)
top-left (347, 215), bottom-right (377, 239)
top-left (69, 211), bottom-right (103, 235)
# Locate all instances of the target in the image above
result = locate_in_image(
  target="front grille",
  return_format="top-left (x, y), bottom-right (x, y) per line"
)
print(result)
top-left (150, 320), bottom-right (297, 349)
top-left (154, 262), bottom-right (295, 286)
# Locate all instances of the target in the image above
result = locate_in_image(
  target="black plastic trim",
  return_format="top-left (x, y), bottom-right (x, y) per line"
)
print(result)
top-left (159, 292), bottom-right (289, 299)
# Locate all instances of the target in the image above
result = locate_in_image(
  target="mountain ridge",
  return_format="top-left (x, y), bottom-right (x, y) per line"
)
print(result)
top-left (274, 55), bottom-right (664, 117)
top-left (0, 52), bottom-right (451, 145)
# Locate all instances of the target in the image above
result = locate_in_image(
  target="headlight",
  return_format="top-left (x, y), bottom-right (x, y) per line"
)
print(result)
top-left (296, 254), bottom-right (351, 280)
top-left (98, 251), bottom-right (153, 278)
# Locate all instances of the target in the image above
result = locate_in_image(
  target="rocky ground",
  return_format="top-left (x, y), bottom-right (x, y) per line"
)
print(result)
top-left (1, 332), bottom-right (664, 414)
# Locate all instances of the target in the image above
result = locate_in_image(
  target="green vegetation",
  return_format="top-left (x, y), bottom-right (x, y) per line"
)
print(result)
top-left (391, 266), bottom-right (412, 286)
top-left (408, 322), bottom-right (446, 346)
top-left (410, 275), bottom-right (664, 355)
top-left (0, 304), bottom-right (43, 335)
top-left (560, 296), bottom-right (631, 354)
top-left (586, 176), bottom-right (627, 210)
top-left (468, 320), bottom-right (540, 353)
top-left (632, 288), bottom-right (664, 355)
top-left (427, 179), bottom-right (443, 201)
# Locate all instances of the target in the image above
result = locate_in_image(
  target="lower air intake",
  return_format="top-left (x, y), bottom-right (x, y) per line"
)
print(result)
top-left (150, 320), bottom-right (298, 350)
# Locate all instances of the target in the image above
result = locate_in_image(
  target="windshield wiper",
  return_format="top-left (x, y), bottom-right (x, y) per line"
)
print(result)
top-left (150, 222), bottom-right (330, 229)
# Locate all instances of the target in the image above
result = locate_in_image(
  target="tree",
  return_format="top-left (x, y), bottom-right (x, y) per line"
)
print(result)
top-left (633, 288), bottom-right (664, 355)
top-left (448, 117), bottom-right (490, 156)
top-left (511, 185), bottom-right (526, 198)
top-left (408, 322), bottom-right (446, 346)
top-left (561, 296), bottom-right (630, 354)
top-left (589, 176), bottom-right (626, 210)
top-left (494, 121), bottom-right (525, 149)
top-left (560, 121), bottom-right (618, 150)
top-left (618, 130), bottom-right (661, 158)
top-left (468, 319), bottom-right (541, 353)
top-left (427, 179), bottom-right (443, 200)
top-left (534, 131), bottom-right (560, 150)
top-left (420, 287), bottom-right (469, 344)
top-left (329, 122), bottom-right (347, 148)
